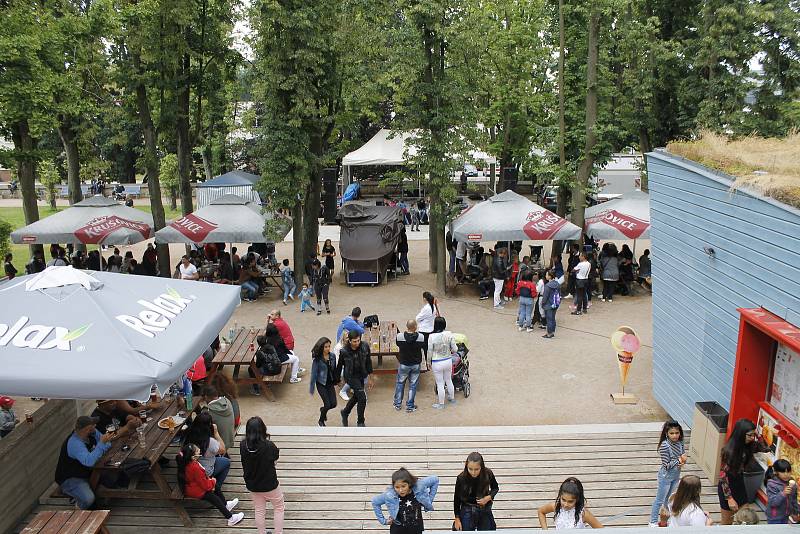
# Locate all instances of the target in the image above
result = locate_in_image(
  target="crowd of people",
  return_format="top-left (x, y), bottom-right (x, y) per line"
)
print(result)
top-left (456, 238), bottom-right (653, 339)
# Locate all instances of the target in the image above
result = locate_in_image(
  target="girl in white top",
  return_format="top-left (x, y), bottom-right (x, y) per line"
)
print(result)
top-left (668, 475), bottom-right (713, 527)
top-left (538, 477), bottom-right (603, 529)
top-left (415, 291), bottom-right (439, 334)
top-left (427, 316), bottom-right (457, 409)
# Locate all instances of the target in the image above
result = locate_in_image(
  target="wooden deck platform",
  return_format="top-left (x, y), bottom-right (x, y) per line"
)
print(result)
top-left (18, 424), bottom-right (753, 533)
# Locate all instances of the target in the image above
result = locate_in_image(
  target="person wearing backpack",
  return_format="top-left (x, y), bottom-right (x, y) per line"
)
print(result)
top-left (540, 270), bottom-right (561, 339)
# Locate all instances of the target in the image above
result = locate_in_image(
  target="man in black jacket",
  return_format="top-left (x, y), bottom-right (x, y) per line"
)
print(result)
top-left (336, 331), bottom-right (374, 427)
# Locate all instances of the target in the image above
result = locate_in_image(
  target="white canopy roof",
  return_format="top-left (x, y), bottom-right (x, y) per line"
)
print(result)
top-left (451, 190), bottom-right (581, 242)
top-left (584, 190), bottom-right (650, 239)
top-left (341, 128), bottom-right (497, 167)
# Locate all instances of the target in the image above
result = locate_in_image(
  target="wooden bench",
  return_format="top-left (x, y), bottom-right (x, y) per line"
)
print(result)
top-left (21, 510), bottom-right (110, 534)
top-left (209, 328), bottom-right (291, 401)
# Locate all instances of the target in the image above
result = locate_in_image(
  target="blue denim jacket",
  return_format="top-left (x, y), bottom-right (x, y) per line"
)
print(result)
top-left (371, 475), bottom-right (439, 525)
top-left (308, 354), bottom-right (337, 394)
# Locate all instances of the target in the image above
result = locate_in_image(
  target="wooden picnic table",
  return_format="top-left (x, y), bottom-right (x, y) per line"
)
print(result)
top-left (208, 327), bottom-right (289, 401)
top-left (257, 266), bottom-right (283, 291)
top-left (22, 510), bottom-right (111, 534)
top-left (89, 398), bottom-right (191, 526)
top-left (363, 321), bottom-right (428, 375)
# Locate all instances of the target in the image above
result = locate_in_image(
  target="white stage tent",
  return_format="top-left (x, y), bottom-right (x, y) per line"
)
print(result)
top-left (341, 129), bottom-right (497, 188)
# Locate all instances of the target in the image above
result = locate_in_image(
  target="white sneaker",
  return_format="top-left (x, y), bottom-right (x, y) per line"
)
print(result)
top-left (298, 367), bottom-right (307, 376)
top-left (518, 326), bottom-right (524, 332)
top-left (339, 389), bottom-right (350, 401)
top-left (648, 522), bottom-right (659, 528)
top-left (288, 294), bottom-right (295, 300)
top-left (226, 498), bottom-right (239, 511)
top-left (526, 328), bottom-right (533, 332)
top-left (227, 512), bottom-right (244, 526)
top-left (290, 377), bottom-right (302, 383)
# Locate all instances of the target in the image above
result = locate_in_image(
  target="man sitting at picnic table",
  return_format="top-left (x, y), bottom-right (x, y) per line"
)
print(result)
top-left (55, 415), bottom-right (134, 509)
top-left (336, 306), bottom-right (365, 342)
top-left (267, 309), bottom-right (295, 351)
top-left (91, 400), bottom-right (144, 432)
top-left (178, 255), bottom-right (200, 280)
top-left (238, 256), bottom-right (262, 302)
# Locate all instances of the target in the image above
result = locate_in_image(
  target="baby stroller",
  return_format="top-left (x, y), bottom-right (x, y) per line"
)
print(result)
top-left (433, 332), bottom-right (471, 398)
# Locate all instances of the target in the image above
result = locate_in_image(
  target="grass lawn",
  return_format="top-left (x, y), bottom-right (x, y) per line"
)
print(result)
top-left (1, 204), bottom-right (183, 274)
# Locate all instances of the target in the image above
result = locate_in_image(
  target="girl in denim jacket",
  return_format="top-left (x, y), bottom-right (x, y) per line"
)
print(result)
top-left (649, 420), bottom-right (686, 526)
top-left (372, 468), bottom-right (439, 533)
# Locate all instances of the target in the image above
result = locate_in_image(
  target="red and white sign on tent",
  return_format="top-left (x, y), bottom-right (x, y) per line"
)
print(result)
top-left (169, 213), bottom-right (219, 242)
top-left (523, 210), bottom-right (569, 240)
top-left (74, 216), bottom-right (152, 244)
top-left (585, 209), bottom-right (650, 239)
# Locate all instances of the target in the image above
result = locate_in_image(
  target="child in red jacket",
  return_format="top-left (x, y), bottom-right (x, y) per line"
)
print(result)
top-left (177, 443), bottom-right (244, 526)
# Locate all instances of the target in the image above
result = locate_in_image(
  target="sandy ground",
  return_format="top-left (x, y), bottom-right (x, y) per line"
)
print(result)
top-left (5, 197), bottom-right (665, 427)
top-left (225, 236), bottom-right (664, 427)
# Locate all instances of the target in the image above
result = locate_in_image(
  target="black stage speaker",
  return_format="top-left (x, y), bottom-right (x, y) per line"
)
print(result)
top-left (501, 167), bottom-right (518, 192)
top-left (322, 168), bottom-right (338, 224)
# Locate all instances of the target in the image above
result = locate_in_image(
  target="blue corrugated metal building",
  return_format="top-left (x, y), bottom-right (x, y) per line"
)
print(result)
top-left (645, 150), bottom-right (800, 428)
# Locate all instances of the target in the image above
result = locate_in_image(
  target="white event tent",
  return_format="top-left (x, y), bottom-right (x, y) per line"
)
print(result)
top-left (341, 129), bottom-right (497, 188)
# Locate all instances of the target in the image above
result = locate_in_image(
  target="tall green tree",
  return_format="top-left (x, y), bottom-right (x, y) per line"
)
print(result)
top-left (112, 0), bottom-right (172, 276)
top-left (0, 1), bottom-right (61, 258)
top-left (390, 0), bottom-right (475, 291)
top-left (251, 0), bottom-right (346, 283)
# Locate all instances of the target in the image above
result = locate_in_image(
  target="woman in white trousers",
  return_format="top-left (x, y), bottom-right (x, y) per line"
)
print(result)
top-left (427, 316), bottom-right (458, 409)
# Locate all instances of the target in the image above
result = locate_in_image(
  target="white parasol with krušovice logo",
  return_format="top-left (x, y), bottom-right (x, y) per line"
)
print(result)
top-left (450, 190), bottom-right (581, 243)
top-left (0, 266), bottom-right (240, 401)
top-left (10, 195), bottom-right (154, 246)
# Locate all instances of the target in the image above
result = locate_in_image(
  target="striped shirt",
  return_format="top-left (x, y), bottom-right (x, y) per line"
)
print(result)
top-left (659, 439), bottom-right (685, 471)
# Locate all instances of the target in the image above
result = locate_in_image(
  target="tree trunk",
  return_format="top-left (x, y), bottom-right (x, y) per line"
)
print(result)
top-left (558, 0), bottom-right (566, 170)
top-left (202, 144), bottom-right (213, 181)
top-left (434, 210), bottom-right (446, 294)
top-left (176, 53), bottom-right (194, 215)
top-left (571, 7), bottom-right (600, 236)
top-left (58, 118), bottom-right (83, 206)
top-left (11, 120), bottom-right (43, 259)
top-left (292, 198), bottom-right (305, 287)
top-left (134, 65), bottom-right (171, 277)
top-left (489, 126), bottom-right (497, 193)
top-left (302, 175), bottom-right (321, 261)
top-left (170, 188), bottom-right (177, 210)
top-left (639, 129), bottom-right (651, 192)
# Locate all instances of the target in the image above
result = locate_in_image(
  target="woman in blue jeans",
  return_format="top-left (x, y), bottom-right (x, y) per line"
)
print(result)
top-left (454, 452), bottom-right (499, 530)
top-left (649, 420), bottom-right (686, 526)
top-left (515, 271), bottom-right (538, 331)
top-left (183, 410), bottom-right (231, 493)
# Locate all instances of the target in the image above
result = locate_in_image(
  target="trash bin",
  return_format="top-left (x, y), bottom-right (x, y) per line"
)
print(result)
top-left (690, 401), bottom-right (729, 483)
top-left (743, 461), bottom-right (766, 503)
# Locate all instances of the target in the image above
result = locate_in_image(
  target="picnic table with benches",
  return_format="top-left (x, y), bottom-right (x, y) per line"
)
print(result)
top-left (89, 398), bottom-right (192, 526)
top-left (22, 510), bottom-right (110, 534)
top-left (363, 320), bottom-right (428, 375)
top-left (207, 327), bottom-right (290, 401)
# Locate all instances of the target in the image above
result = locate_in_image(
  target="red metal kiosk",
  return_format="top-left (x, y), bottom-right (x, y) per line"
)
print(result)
top-left (729, 308), bottom-right (800, 501)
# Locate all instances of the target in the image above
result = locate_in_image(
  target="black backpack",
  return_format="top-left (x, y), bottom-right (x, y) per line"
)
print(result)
top-left (256, 346), bottom-right (282, 376)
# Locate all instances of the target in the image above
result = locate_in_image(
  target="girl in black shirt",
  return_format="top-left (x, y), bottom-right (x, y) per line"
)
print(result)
top-left (454, 452), bottom-right (499, 530)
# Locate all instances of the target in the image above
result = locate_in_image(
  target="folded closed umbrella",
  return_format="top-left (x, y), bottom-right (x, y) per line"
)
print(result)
top-left (0, 266), bottom-right (240, 401)
top-left (10, 195), bottom-right (154, 246)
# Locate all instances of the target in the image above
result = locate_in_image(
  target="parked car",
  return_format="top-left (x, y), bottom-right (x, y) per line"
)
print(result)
top-left (463, 164), bottom-right (478, 177)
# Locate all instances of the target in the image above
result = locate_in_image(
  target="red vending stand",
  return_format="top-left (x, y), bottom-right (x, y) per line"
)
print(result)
top-left (729, 308), bottom-right (800, 502)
